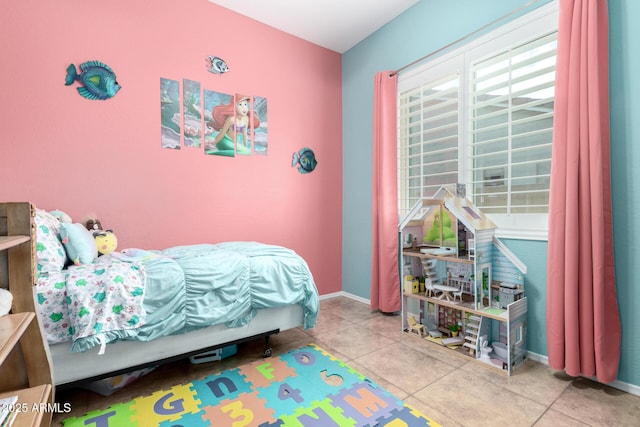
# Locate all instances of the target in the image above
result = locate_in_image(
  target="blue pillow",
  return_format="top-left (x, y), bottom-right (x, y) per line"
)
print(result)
top-left (60, 223), bottom-right (98, 265)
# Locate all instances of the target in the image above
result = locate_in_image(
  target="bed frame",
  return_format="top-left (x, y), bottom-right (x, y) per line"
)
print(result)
top-left (49, 305), bottom-right (302, 389)
top-left (1, 202), bottom-right (308, 389)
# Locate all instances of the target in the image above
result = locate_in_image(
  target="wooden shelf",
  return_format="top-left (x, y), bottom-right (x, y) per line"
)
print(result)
top-left (0, 314), bottom-right (52, 427)
top-left (0, 384), bottom-right (52, 427)
top-left (403, 249), bottom-right (474, 264)
top-left (0, 313), bottom-right (34, 365)
top-left (403, 291), bottom-right (508, 321)
top-left (0, 236), bottom-right (30, 251)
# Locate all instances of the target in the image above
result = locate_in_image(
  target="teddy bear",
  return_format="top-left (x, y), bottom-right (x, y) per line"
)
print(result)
top-left (85, 216), bottom-right (103, 232)
top-left (83, 215), bottom-right (117, 255)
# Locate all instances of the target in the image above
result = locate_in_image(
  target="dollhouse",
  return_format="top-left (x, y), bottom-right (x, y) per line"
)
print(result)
top-left (400, 185), bottom-right (528, 375)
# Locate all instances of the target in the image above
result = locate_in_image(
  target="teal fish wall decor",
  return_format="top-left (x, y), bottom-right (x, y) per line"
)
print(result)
top-left (292, 148), bottom-right (317, 174)
top-left (65, 60), bottom-right (121, 100)
top-left (206, 56), bottom-right (229, 74)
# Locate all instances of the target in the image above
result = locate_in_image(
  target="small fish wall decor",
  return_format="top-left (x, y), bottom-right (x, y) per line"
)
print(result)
top-left (65, 60), bottom-right (121, 100)
top-left (292, 147), bottom-right (318, 174)
top-left (206, 56), bottom-right (229, 74)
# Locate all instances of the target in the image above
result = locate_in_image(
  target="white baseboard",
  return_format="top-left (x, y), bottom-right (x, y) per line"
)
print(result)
top-left (525, 350), bottom-right (549, 365)
top-left (318, 291), bottom-right (345, 300)
top-left (526, 350), bottom-right (640, 397)
top-left (320, 291), bottom-right (370, 305)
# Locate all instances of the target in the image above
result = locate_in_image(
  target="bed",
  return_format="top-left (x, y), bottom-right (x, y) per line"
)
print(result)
top-left (1, 203), bottom-right (319, 389)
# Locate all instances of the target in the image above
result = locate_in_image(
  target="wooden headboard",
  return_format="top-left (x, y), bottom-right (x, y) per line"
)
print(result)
top-left (0, 202), bottom-right (37, 314)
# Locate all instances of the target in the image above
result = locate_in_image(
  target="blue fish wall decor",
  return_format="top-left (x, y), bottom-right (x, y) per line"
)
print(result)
top-left (65, 60), bottom-right (121, 100)
top-left (206, 56), bottom-right (229, 74)
top-left (292, 148), bottom-right (318, 174)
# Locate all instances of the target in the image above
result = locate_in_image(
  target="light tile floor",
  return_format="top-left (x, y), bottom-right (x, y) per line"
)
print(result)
top-left (52, 296), bottom-right (640, 426)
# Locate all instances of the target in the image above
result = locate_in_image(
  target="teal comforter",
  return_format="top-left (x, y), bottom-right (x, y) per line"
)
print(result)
top-left (71, 242), bottom-right (319, 352)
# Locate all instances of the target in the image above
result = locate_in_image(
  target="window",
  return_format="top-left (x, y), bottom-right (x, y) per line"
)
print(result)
top-left (398, 2), bottom-right (558, 240)
top-left (398, 71), bottom-right (461, 206)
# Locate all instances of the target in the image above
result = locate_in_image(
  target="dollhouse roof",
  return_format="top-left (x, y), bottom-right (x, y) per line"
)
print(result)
top-left (437, 187), bottom-right (527, 273)
top-left (434, 186), bottom-right (496, 233)
top-left (399, 185), bottom-right (496, 234)
top-left (399, 185), bottom-right (527, 274)
top-left (493, 236), bottom-right (527, 274)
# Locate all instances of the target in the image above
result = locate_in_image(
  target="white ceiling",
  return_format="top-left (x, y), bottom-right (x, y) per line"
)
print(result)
top-left (208, 0), bottom-right (420, 53)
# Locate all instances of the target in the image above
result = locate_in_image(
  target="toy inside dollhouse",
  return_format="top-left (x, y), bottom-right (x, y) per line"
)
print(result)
top-left (400, 185), bottom-right (528, 374)
top-left (401, 199), bottom-right (487, 311)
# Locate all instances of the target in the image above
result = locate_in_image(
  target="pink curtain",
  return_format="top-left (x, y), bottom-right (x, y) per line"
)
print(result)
top-left (546, 0), bottom-right (620, 383)
top-left (370, 71), bottom-right (400, 313)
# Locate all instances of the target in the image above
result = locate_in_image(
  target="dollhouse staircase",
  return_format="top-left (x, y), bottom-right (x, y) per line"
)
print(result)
top-left (464, 315), bottom-right (482, 355)
top-left (421, 259), bottom-right (440, 296)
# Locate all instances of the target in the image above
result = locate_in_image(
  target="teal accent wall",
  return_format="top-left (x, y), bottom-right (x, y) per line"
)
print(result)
top-left (342, 0), bottom-right (640, 388)
top-left (608, 0), bottom-right (640, 389)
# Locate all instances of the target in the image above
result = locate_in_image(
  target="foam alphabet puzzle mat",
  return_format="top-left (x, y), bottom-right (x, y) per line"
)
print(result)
top-left (63, 343), bottom-right (440, 426)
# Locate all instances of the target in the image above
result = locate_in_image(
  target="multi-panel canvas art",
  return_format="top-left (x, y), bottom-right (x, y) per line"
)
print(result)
top-left (161, 78), bottom-right (268, 157)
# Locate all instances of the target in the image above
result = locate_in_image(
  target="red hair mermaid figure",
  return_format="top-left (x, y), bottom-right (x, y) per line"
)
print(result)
top-left (207, 94), bottom-right (260, 156)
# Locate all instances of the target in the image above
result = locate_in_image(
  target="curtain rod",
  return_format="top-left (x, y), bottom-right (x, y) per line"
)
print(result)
top-left (389, 0), bottom-right (542, 77)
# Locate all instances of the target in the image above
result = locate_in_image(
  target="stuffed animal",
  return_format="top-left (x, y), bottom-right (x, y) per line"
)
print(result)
top-left (49, 210), bottom-right (72, 223)
top-left (85, 217), bottom-right (103, 232)
top-left (93, 229), bottom-right (118, 255)
top-left (82, 214), bottom-right (117, 255)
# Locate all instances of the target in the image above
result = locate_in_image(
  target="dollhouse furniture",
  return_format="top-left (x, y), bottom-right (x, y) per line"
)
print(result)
top-left (421, 259), bottom-right (440, 297)
top-left (1, 202), bottom-right (319, 389)
top-left (423, 278), bottom-right (437, 297)
top-left (399, 185), bottom-right (528, 375)
top-left (452, 287), bottom-right (464, 302)
top-left (433, 283), bottom-right (459, 301)
top-left (407, 315), bottom-right (426, 338)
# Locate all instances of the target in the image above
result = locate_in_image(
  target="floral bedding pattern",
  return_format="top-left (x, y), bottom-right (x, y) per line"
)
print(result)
top-left (34, 208), bottom-right (67, 276)
top-left (34, 242), bottom-right (319, 354)
top-left (35, 255), bottom-right (146, 351)
top-left (35, 271), bottom-right (72, 344)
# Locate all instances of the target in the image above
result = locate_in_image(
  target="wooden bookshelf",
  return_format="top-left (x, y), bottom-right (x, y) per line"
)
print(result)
top-left (0, 236), bottom-right (30, 252)
top-left (0, 313), bottom-right (34, 364)
top-left (0, 314), bottom-right (52, 427)
top-left (1, 203), bottom-right (53, 426)
top-left (0, 384), bottom-right (52, 427)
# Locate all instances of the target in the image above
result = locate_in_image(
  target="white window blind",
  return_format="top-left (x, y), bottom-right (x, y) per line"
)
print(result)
top-left (471, 32), bottom-right (556, 215)
top-left (398, 72), bottom-right (460, 218)
top-left (397, 2), bottom-right (558, 239)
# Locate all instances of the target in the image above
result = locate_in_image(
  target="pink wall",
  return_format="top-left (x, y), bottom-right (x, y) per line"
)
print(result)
top-left (0, 0), bottom-right (343, 295)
